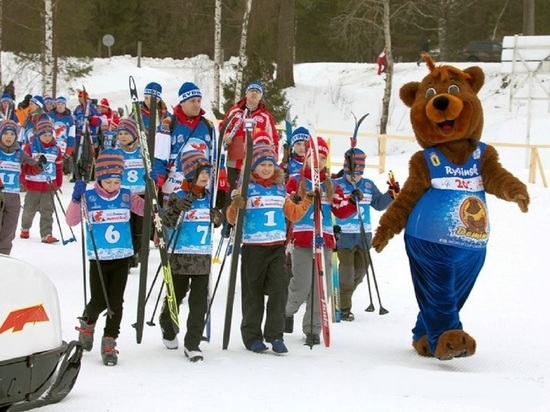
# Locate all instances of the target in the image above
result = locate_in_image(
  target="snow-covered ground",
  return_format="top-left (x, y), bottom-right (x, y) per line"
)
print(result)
top-left (4, 53), bottom-right (550, 411)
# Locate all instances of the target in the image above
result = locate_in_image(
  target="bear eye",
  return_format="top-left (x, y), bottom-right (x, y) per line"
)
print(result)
top-left (448, 85), bottom-right (460, 94)
top-left (425, 88), bottom-right (436, 99)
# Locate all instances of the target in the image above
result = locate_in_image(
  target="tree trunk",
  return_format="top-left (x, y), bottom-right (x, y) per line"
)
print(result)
top-left (213, 0), bottom-right (222, 113)
top-left (235, 0), bottom-right (253, 103)
top-left (44, 0), bottom-right (54, 95)
top-left (276, 0), bottom-right (295, 88)
top-left (379, 0), bottom-right (392, 137)
top-left (523, 0), bottom-right (535, 35)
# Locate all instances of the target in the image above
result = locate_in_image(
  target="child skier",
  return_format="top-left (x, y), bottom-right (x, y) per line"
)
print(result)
top-left (280, 126), bottom-right (309, 180)
top-left (19, 119), bottom-right (63, 243)
top-left (226, 142), bottom-right (314, 354)
top-left (65, 148), bottom-right (145, 366)
top-left (0, 120), bottom-right (45, 255)
top-left (115, 119), bottom-right (145, 269)
top-left (333, 148), bottom-right (399, 321)
top-left (158, 149), bottom-right (223, 362)
top-left (284, 136), bottom-right (357, 346)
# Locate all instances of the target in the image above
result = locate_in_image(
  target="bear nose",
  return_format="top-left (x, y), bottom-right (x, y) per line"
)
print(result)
top-left (432, 95), bottom-right (449, 111)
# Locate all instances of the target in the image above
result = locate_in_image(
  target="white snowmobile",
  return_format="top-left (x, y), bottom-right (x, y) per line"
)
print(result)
top-left (0, 255), bottom-right (82, 411)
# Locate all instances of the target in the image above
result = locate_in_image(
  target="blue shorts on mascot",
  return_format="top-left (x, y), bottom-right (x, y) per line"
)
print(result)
top-left (372, 54), bottom-right (530, 361)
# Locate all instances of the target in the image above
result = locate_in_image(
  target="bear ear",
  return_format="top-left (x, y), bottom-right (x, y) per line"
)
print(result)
top-left (464, 66), bottom-right (485, 94)
top-left (400, 82), bottom-right (420, 108)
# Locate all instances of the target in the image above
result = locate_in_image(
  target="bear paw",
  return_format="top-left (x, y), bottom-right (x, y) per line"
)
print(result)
top-left (434, 330), bottom-right (476, 361)
top-left (412, 335), bottom-right (433, 357)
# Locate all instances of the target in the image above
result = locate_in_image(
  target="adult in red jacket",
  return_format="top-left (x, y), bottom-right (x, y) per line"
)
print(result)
top-left (219, 82), bottom-right (279, 196)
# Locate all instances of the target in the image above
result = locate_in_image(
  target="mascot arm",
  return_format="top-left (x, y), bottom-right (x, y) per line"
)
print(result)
top-left (481, 144), bottom-right (530, 213)
top-left (372, 151), bottom-right (431, 252)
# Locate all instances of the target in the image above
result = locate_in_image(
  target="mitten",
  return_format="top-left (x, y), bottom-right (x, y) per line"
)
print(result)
top-left (210, 208), bottom-right (224, 228)
top-left (175, 194), bottom-right (194, 214)
top-left (72, 180), bottom-right (87, 202)
top-left (88, 116), bottom-right (100, 127)
top-left (38, 154), bottom-right (47, 169)
top-left (231, 195), bottom-right (246, 209)
top-left (351, 188), bottom-right (363, 201)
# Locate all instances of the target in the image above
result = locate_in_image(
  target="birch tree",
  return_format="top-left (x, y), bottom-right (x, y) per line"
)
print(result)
top-left (44, 0), bottom-right (54, 95)
top-left (235, 0), bottom-right (253, 102)
top-left (213, 0), bottom-right (222, 112)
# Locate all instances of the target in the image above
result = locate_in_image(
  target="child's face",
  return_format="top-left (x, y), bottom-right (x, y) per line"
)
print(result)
top-left (345, 173), bottom-right (362, 183)
top-left (254, 161), bottom-right (275, 179)
top-left (100, 178), bottom-right (121, 193)
top-left (39, 132), bottom-right (54, 144)
top-left (304, 153), bottom-right (327, 171)
top-left (293, 141), bottom-right (306, 156)
top-left (56, 102), bottom-right (66, 113)
top-left (194, 169), bottom-right (210, 187)
top-left (118, 130), bottom-right (135, 146)
top-left (1, 130), bottom-right (16, 146)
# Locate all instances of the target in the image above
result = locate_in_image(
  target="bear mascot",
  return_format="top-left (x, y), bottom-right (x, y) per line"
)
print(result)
top-left (371, 54), bottom-right (530, 360)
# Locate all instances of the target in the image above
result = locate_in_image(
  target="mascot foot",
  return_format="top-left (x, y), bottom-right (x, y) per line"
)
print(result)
top-left (434, 330), bottom-right (476, 361)
top-left (412, 335), bottom-right (433, 357)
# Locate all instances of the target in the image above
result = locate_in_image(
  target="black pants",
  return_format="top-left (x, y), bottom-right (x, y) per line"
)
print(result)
top-left (159, 274), bottom-right (209, 350)
top-left (130, 210), bottom-right (143, 256)
top-left (83, 257), bottom-right (130, 339)
top-left (240, 244), bottom-right (288, 347)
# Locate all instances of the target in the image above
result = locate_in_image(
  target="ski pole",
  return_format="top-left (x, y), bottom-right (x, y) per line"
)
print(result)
top-left (47, 179), bottom-right (72, 245)
top-left (145, 282), bottom-right (164, 327)
top-left (80, 221), bottom-right (88, 309)
top-left (49, 180), bottom-right (77, 244)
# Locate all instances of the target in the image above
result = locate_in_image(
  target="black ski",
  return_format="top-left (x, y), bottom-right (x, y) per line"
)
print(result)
top-left (129, 76), bottom-right (179, 342)
top-left (222, 118), bottom-right (254, 350)
top-left (133, 83), bottom-right (158, 343)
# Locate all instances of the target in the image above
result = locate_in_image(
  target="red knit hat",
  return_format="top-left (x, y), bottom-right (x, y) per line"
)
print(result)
top-left (313, 136), bottom-right (329, 158)
top-left (98, 98), bottom-right (110, 109)
top-left (253, 130), bottom-right (273, 146)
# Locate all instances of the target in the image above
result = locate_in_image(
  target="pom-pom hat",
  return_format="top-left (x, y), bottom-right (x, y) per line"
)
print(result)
top-left (34, 120), bottom-right (54, 139)
top-left (30, 95), bottom-right (44, 108)
top-left (178, 82), bottom-right (202, 104)
top-left (95, 148), bottom-right (125, 181)
top-left (98, 98), bottom-right (111, 109)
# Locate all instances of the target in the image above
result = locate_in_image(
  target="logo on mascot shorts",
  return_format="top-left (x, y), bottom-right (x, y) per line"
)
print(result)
top-left (457, 196), bottom-right (488, 239)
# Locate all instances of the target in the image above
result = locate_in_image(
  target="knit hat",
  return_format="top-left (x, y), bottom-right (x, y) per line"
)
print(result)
top-left (117, 118), bottom-right (139, 142)
top-left (43, 94), bottom-right (54, 106)
top-left (95, 148), bottom-right (125, 181)
top-left (98, 98), bottom-right (110, 109)
top-left (251, 143), bottom-right (277, 171)
top-left (246, 81), bottom-right (263, 95)
top-left (344, 148), bottom-right (366, 175)
top-left (253, 130), bottom-right (273, 146)
top-left (0, 119), bottom-right (19, 136)
top-left (30, 95), bottom-right (44, 108)
top-left (316, 136), bottom-right (329, 158)
top-left (56, 96), bottom-right (67, 105)
top-left (181, 149), bottom-right (211, 181)
top-left (178, 82), bottom-right (202, 103)
top-left (291, 127), bottom-right (309, 147)
top-left (144, 82), bottom-right (162, 98)
top-left (34, 120), bottom-right (54, 140)
top-left (1, 93), bottom-right (12, 103)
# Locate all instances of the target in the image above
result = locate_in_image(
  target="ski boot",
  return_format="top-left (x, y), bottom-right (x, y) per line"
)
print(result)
top-left (101, 336), bottom-right (119, 366)
top-left (341, 308), bottom-right (355, 322)
top-left (305, 333), bottom-right (320, 347)
top-left (184, 346), bottom-right (204, 363)
top-left (75, 320), bottom-right (95, 351)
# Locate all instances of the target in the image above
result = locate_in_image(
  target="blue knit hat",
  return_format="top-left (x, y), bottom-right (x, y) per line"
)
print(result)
top-left (56, 96), bottom-right (67, 105)
top-left (30, 95), bottom-right (44, 108)
top-left (43, 94), bottom-right (54, 106)
top-left (181, 149), bottom-right (211, 181)
top-left (95, 148), bottom-right (125, 181)
top-left (0, 119), bottom-right (19, 136)
top-left (144, 82), bottom-right (162, 98)
top-left (251, 144), bottom-right (277, 171)
top-left (291, 127), bottom-right (309, 147)
top-left (1, 93), bottom-right (12, 103)
top-left (117, 118), bottom-right (139, 142)
top-left (246, 81), bottom-right (263, 94)
top-left (178, 82), bottom-right (202, 103)
top-left (34, 120), bottom-right (54, 140)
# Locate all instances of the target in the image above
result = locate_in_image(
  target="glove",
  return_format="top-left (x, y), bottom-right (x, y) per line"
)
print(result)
top-left (72, 180), bottom-right (87, 202)
top-left (215, 189), bottom-right (228, 210)
top-left (333, 225), bottom-right (342, 235)
top-left (210, 208), bottom-right (224, 228)
top-left (387, 171), bottom-right (400, 199)
top-left (231, 194), bottom-right (246, 209)
top-left (38, 154), bottom-right (47, 169)
top-left (175, 194), bottom-right (194, 214)
top-left (351, 188), bottom-right (363, 201)
top-left (305, 190), bottom-right (318, 201)
top-left (88, 116), bottom-right (100, 127)
top-left (148, 170), bottom-right (159, 183)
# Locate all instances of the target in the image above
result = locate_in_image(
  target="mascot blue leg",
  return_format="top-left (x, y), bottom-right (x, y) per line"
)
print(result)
top-left (405, 235), bottom-right (485, 359)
